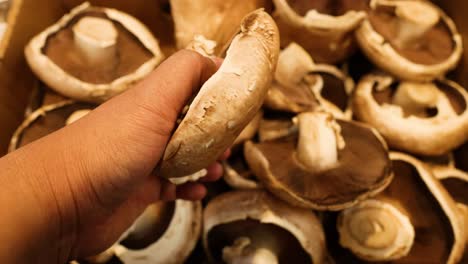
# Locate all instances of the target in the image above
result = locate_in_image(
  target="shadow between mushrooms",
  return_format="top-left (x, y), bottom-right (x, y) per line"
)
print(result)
top-left (356, 0), bottom-right (463, 81)
top-left (245, 111), bottom-right (393, 211)
top-left (203, 190), bottom-right (327, 264)
top-left (353, 73), bottom-right (468, 156)
top-left (9, 100), bottom-right (95, 152)
top-left (273, 0), bottom-right (368, 63)
top-left (265, 43), bottom-right (354, 119)
top-left (333, 152), bottom-right (465, 263)
top-left (158, 10), bottom-right (280, 179)
top-left (25, 2), bottom-right (164, 103)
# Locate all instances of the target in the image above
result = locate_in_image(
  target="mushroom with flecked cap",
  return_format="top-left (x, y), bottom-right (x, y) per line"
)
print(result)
top-left (158, 10), bottom-right (280, 179)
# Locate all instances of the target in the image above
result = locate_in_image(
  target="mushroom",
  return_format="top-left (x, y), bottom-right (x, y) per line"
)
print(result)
top-left (9, 101), bottom-right (95, 152)
top-left (85, 200), bottom-right (201, 264)
top-left (170, 0), bottom-right (268, 54)
top-left (356, 0), bottom-right (463, 81)
top-left (265, 43), bottom-right (354, 119)
top-left (158, 10), bottom-right (280, 179)
top-left (232, 110), bottom-right (263, 147)
top-left (223, 142), bottom-right (261, 190)
top-left (245, 111), bottom-right (393, 210)
top-left (203, 190), bottom-right (327, 263)
top-left (273, 0), bottom-right (368, 63)
top-left (353, 73), bottom-right (468, 156)
top-left (25, 2), bottom-right (164, 102)
top-left (436, 170), bottom-right (468, 256)
top-left (333, 152), bottom-right (466, 263)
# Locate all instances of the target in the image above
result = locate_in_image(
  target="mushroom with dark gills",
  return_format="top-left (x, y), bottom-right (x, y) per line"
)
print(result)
top-left (356, 0), bottom-right (463, 81)
top-left (353, 73), bottom-right (468, 156)
top-left (203, 190), bottom-right (327, 264)
top-left (265, 43), bottom-right (354, 119)
top-left (9, 101), bottom-right (94, 152)
top-left (157, 10), bottom-right (280, 179)
top-left (272, 0), bottom-right (368, 63)
top-left (25, 2), bottom-right (164, 103)
top-left (332, 152), bottom-right (465, 263)
top-left (245, 111), bottom-right (393, 211)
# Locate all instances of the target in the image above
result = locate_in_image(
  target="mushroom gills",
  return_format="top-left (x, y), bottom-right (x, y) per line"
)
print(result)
top-left (207, 219), bottom-right (312, 263)
top-left (368, 1), bottom-right (455, 65)
top-left (44, 10), bottom-right (154, 84)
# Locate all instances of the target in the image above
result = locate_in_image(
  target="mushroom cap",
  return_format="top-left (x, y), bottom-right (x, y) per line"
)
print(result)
top-left (25, 2), bottom-right (164, 103)
top-left (203, 190), bottom-right (327, 264)
top-left (158, 10), bottom-right (280, 179)
top-left (328, 152), bottom-right (465, 263)
top-left (273, 0), bottom-right (367, 63)
top-left (338, 199), bottom-right (415, 261)
top-left (387, 153), bottom-right (465, 264)
top-left (356, 0), bottom-right (463, 81)
top-left (170, 0), bottom-right (269, 54)
top-left (245, 117), bottom-right (393, 211)
top-left (9, 100), bottom-right (95, 152)
top-left (265, 43), bottom-right (354, 118)
top-left (353, 73), bottom-right (468, 156)
top-left (114, 200), bottom-right (202, 264)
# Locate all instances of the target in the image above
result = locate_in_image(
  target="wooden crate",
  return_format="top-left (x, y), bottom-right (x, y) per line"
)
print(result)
top-left (0, 0), bottom-right (466, 155)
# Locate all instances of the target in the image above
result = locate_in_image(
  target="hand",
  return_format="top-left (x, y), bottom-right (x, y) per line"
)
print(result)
top-left (0, 50), bottom-right (226, 263)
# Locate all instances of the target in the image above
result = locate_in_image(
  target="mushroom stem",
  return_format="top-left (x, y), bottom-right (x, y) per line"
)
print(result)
top-left (338, 199), bottom-right (415, 261)
top-left (73, 17), bottom-right (118, 66)
top-left (66, 109), bottom-right (92, 125)
top-left (392, 82), bottom-right (439, 116)
top-left (394, 1), bottom-right (440, 48)
top-left (295, 112), bottom-right (345, 172)
top-left (275, 43), bottom-right (315, 88)
top-left (222, 237), bottom-right (279, 264)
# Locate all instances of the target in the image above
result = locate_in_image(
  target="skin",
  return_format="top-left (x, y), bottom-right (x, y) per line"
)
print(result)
top-left (0, 50), bottom-right (227, 263)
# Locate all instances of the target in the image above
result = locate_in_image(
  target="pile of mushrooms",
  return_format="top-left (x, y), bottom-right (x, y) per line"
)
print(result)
top-left (11, 0), bottom-right (468, 263)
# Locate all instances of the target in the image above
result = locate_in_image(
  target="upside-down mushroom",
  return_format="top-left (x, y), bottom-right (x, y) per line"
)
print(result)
top-left (170, 0), bottom-right (268, 54)
top-left (245, 111), bottom-right (393, 210)
top-left (356, 0), bottom-right (463, 81)
top-left (25, 2), bottom-right (164, 102)
top-left (353, 73), bottom-right (468, 156)
top-left (158, 10), bottom-right (280, 179)
top-left (273, 0), bottom-right (368, 63)
top-left (9, 101), bottom-right (94, 152)
top-left (265, 43), bottom-right (354, 119)
top-left (203, 190), bottom-right (327, 264)
top-left (84, 200), bottom-right (202, 264)
top-left (332, 152), bottom-right (465, 263)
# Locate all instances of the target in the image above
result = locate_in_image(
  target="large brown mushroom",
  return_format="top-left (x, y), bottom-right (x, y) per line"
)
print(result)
top-left (203, 190), bottom-right (327, 264)
top-left (354, 73), bottom-right (468, 156)
top-left (332, 152), bottom-right (466, 263)
top-left (245, 111), bottom-right (393, 211)
top-left (25, 2), bottom-right (164, 103)
top-left (170, 0), bottom-right (268, 54)
top-left (158, 10), bottom-right (280, 179)
top-left (85, 200), bottom-right (202, 264)
top-left (356, 0), bottom-right (463, 81)
top-left (265, 43), bottom-right (354, 119)
top-left (273, 0), bottom-right (368, 63)
top-left (9, 101), bottom-right (95, 152)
